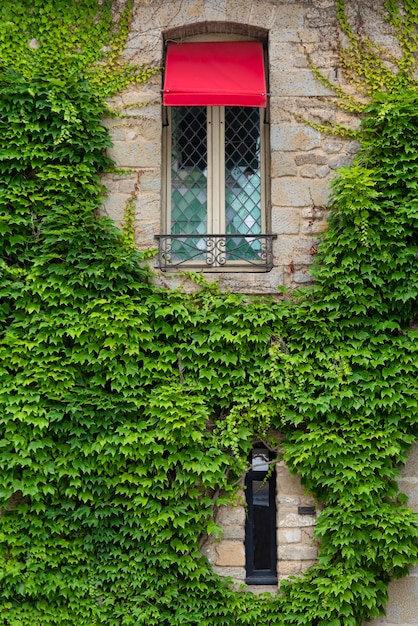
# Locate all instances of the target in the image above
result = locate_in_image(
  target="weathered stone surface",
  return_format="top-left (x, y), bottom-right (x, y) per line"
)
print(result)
top-left (367, 576), bottom-right (418, 625)
top-left (277, 463), bottom-right (306, 495)
top-left (301, 218), bottom-right (328, 235)
top-left (249, 1), bottom-right (277, 29)
top-left (278, 513), bottom-right (317, 528)
top-left (202, 0), bottom-right (227, 20)
top-left (278, 528), bottom-right (302, 544)
top-left (215, 540), bottom-right (245, 566)
top-left (108, 139), bottom-right (161, 169)
top-left (329, 154), bottom-right (353, 170)
top-left (271, 69), bottom-right (334, 97)
top-left (212, 565), bottom-right (246, 581)
top-left (279, 545), bottom-right (318, 560)
top-left (401, 443), bottom-right (418, 476)
top-left (274, 4), bottom-right (306, 30)
top-left (279, 560), bottom-right (302, 575)
top-left (293, 268), bottom-right (314, 284)
top-left (225, 0), bottom-right (251, 22)
top-left (271, 207), bottom-right (301, 235)
top-left (101, 194), bottom-right (127, 223)
top-left (271, 152), bottom-right (298, 178)
top-left (300, 164), bottom-right (317, 178)
top-left (295, 153), bottom-right (328, 166)
top-left (271, 125), bottom-right (321, 152)
top-left (222, 525), bottom-right (245, 540)
top-left (273, 236), bottom-right (315, 267)
top-left (216, 504), bottom-right (246, 526)
top-left (277, 495), bottom-right (300, 506)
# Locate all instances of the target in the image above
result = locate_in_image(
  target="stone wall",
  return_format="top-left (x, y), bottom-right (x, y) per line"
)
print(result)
top-left (101, 0), bottom-right (373, 294)
top-left (100, 1), bottom-right (418, 621)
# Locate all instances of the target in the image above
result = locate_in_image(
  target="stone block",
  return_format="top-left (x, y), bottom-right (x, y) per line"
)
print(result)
top-left (215, 541), bottom-right (245, 567)
top-left (134, 194), bottom-right (160, 222)
top-left (274, 236), bottom-right (314, 267)
top-left (322, 138), bottom-right (345, 153)
top-left (278, 528), bottom-right (302, 544)
top-left (271, 152), bottom-right (298, 178)
top-left (279, 545), bottom-right (318, 560)
top-left (271, 125), bottom-right (321, 152)
top-left (278, 495), bottom-right (300, 507)
top-left (279, 560), bottom-right (302, 575)
top-left (293, 269), bottom-right (314, 284)
top-left (216, 504), bottom-right (246, 526)
top-left (301, 527), bottom-right (316, 543)
top-left (244, 585), bottom-right (278, 595)
top-left (274, 4), bottom-right (305, 30)
top-left (108, 139), bottom-right (161, 169)
top-left (118, 178), bottom-right (138, 194)
top-left (272, 178), bottom-right (311, 208)
top-left (212, 565), bottom-right (246, 582)
top-left (300, 165), bottom-right (317, 178)
top-left (316, 165), bottom-right (331, 178)
top-left (216, 267), bottom-right (285, 295)
top-left (269, 42), bottom-right (298, 70)
top-left (222, 525), bottom-right (245, 540)
top-left (270, 26), bottom-right (320, 44)
top-left (101, 193), bottom-right (128, 223)
top-left (277, 463), bottom-right (306, 495)
top-left (249, 2), bottom-right (277, 29)
top-left (140, 170), bottom-right (161, 194)
top-left (329, 155), bottom-right (353, 170)
top-left (278, 513), bottom-right (317, 528)
top-left (301, 219), bottom-right (328, 235)
top-left (295, 153), bottom-right (328, 166)
top-left (397, 478), bottom-right (418, 513)
top-left (226, 0), bottom-right (251, 23)
top-left (270, 69), bottom-right (333, 97)
top-left (272, 207), bottom-right (301, 235)
top-left (204, 0), bottom-right (227, 21)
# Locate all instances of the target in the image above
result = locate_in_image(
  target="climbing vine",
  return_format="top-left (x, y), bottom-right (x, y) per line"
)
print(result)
top-left (0, 1), bottom-right (417, 625)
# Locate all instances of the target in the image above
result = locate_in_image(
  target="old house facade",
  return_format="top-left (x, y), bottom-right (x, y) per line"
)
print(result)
top-left (101, 1), bottom-right (418, 623)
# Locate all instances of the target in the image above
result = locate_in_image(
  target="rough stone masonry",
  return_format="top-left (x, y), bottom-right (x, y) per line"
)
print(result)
top-left (100, 2), bottom-right (418, 622)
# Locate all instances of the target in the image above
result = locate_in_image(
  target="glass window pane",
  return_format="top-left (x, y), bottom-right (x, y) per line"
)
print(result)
top-left (224, 107), bottom-right (261, 261)
top-left (171, 107), bottom-right (207, 261)
top-left (252, 480), bottom-right (272, 570)
top-left (252, 448), bottom-right (269, 472)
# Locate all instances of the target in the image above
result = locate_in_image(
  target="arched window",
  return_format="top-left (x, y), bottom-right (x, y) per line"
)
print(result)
top-left (245, 445), bottom-right (277, 585)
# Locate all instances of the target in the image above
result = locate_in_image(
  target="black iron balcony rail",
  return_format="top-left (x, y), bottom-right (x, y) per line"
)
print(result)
top-left (155, 234), bottom-right (277, 272)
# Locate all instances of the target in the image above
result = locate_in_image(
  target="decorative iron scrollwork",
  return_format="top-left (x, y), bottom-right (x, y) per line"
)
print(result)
top-left (155, 234), bottom-right (276, 272)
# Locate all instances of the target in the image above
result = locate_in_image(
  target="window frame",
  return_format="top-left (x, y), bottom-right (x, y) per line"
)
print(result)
top-left (159, 34), bottom-right (274, 273)
top-left (163, 104), bottom-right (268, 240)
top-left (244, 446), bottom-right (278, 585)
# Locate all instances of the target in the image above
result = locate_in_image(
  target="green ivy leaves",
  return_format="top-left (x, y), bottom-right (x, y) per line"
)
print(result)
top-left (0, 2), bottom-right (418, 625)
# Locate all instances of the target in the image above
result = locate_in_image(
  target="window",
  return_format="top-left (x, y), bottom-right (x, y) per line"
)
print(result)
top-left (245, 446), bottom-right (277, 585)
top-left (157, 41), bottom-right (275, 271)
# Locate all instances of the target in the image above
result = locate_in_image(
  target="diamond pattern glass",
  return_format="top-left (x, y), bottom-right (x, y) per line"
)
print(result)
top-left (224, 107), bottom-right (262, 261)
top-left (170, 107), bottom-right (207, 260)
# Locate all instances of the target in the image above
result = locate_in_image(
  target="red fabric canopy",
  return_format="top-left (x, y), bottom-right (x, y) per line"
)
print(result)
top-left (163, 41), bottom-right (267, 107)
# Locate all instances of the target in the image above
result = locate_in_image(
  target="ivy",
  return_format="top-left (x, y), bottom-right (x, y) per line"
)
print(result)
top-left (0, 1), bottom-right (418, 625)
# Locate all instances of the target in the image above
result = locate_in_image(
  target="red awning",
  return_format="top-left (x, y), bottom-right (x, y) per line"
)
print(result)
top-left (163, 41), bottom-right (267, 107)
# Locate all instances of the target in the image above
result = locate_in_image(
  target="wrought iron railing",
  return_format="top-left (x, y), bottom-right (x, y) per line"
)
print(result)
top-left (155, 234), bottom-right (277, 271)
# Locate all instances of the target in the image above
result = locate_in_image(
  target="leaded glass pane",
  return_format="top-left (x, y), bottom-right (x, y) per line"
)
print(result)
top-left (225, 107), bottom-right (262, 261)
top-left (171, 106), bottom-right (207, 260)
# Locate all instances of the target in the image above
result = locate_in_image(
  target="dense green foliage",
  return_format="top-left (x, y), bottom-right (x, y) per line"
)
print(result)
top-left (0, 1), bottom-right (417, 624)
